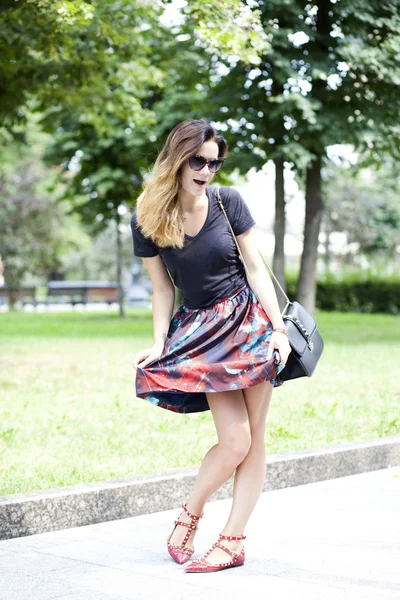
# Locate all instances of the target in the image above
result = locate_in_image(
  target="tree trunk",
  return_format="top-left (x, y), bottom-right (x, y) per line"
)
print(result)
top-left (8, 286), bottom-right (17, 311)
top-left (297, 157), bottom-right (323, 312)
top-left (323, 216), bottom-right (332, 274)
top-left (272, 157), bottom-right (286, 308)
top-left (116, 214), bottom-right (125, 318)
top-left (4, 271), bottom-right (19, 311)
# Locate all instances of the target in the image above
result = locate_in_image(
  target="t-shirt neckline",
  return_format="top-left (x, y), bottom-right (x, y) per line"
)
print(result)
top-left (184, 187), bottom-right (212, 241)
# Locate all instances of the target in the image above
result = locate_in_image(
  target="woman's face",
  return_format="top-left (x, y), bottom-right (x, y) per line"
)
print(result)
top-left (179, 140), bottom-right (220, 197)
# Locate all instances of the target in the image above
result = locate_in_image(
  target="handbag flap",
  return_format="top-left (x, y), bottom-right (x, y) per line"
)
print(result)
top-left (283, 301), bottom-right (317, 356)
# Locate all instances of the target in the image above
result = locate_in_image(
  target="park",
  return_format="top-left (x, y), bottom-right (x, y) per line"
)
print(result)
top-left (1, 1), bottom-right (399, 598)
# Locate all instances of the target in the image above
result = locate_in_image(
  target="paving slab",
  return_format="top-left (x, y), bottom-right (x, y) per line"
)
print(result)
top-left (1, 467), bottom-right (399, 600)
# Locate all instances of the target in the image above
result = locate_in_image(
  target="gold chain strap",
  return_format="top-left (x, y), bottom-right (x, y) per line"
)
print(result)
top-left (216, 187), bottom-right (292, 316)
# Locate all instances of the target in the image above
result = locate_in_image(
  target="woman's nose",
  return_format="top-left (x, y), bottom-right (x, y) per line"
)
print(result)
top-left (199, 164), bottom-right (211, 175)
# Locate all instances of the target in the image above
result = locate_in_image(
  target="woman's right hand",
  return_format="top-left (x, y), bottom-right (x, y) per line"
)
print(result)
top-left (133, 341), bottom-right (165, 370)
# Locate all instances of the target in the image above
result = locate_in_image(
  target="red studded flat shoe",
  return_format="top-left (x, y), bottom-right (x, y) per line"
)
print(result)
top-left (185, 533), bottom-right (246, 573)
top-left (167, 502), bottom-right (204, 564)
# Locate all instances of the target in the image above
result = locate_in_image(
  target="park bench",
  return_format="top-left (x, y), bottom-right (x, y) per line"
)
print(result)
top-left (46, 281), bottom-right (119, 305)
top-left (0, 285), bottom-right (37, 306)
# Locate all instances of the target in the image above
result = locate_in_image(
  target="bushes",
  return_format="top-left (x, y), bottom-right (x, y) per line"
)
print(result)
top-left (285, 273), bottom-right (400, 314)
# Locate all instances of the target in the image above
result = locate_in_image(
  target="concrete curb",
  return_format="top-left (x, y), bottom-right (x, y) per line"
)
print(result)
top-left (1, 436), bottom-right (399, 541)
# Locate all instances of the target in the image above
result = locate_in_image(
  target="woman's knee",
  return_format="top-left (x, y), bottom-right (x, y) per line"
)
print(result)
top-left (207, 389), bottom-right (252, 463)
top-left (218, 429), bottom-right (252, 464)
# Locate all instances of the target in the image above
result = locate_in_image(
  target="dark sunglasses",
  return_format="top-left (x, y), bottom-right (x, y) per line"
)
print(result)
top-left (188, 154), bottom-right (226, 173)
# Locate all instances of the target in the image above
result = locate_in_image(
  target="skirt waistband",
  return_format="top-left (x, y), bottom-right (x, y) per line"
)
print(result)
top-left (182, 283), bottom-right (249, 313)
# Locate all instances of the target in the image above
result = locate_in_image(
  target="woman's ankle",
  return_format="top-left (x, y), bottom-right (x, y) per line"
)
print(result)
top-left (185, 499), bottom-right (205, 517)
top-left (220, 529), bottom-right (246, 539)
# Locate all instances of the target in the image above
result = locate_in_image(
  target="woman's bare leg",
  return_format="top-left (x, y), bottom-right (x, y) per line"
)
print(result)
top-left (168, 388), bottom-right (251, 551)
top-left (224, 381), bottom-right (273, 531)
top-left (198, 381), bottom-right (273, 565)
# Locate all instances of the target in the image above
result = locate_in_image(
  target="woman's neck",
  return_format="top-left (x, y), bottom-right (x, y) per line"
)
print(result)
top-left (178, 188), bottom-right (208, 213)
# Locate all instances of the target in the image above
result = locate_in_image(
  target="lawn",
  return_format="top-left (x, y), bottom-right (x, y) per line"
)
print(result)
top-left (1, 309), bottom-right (399, 496)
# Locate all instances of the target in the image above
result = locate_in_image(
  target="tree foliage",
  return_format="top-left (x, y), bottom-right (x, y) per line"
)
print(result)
top-left (0, 160), bottom-right (64, 302)
top-left (185, 0), bottom-right (400, 163)
top-left (0, 0), bottom-right (165, 139)
top-left (183, 0), bottom-right (400, 310)
top-left (324, 161), bottom-right (400, 261)
top-left (2, 0), bottom-right (400, 315)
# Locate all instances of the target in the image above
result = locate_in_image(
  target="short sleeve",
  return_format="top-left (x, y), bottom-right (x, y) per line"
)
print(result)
top-left (130, 211), bottom-right (159, 257)
top-left (221, 187), bottom-right (256, 235)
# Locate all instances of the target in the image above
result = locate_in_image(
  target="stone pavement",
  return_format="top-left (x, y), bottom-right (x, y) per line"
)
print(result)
top-left (1, 467), bottom-right (399, 600)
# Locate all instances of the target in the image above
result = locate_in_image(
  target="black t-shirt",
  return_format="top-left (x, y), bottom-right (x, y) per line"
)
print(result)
top-left (130, 186), bottom-right (256, 309)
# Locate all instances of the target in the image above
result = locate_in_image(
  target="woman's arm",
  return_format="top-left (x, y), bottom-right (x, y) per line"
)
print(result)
top-left (143, 255), bottom-right (176, 345)
top-left (237, 227), bottom-right (291, 364)
top-left (133, 255), bottom-right (175, 369)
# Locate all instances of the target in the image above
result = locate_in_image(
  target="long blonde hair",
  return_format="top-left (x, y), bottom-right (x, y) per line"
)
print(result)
top-left (136, 119), bottom-right (228, 249)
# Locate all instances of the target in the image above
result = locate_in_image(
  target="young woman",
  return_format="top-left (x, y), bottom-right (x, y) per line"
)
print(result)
top-left (131, 119), bottom-right (291, 573)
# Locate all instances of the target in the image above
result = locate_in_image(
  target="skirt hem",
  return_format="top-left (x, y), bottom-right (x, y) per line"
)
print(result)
top-left (135, 283), bottom-right (285, 414)
top-left (136, 361), bottom-right (284, 414)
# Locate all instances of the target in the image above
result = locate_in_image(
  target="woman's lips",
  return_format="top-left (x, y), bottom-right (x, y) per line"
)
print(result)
top-left (193, 179), bottom-right (206, 186)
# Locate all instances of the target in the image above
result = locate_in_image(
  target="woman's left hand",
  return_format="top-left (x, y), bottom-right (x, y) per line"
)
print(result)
top-left (266, 330), bottom-right (291, 365)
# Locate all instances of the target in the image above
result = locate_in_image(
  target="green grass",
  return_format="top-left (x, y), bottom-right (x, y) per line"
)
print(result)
top-left (1, 309), bottom-right (399, 496)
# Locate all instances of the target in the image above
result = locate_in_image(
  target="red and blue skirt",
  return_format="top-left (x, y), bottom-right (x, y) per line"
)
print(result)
top-left (135, 282), bottom-right (286, 414)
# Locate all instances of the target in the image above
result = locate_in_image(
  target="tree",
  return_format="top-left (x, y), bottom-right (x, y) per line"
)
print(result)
top-left (323, 161), bottom-right (400, 268)
top-left (59, 214), bottom-right (134, 283)
top-left (43, 1), bottom-right (263, 314)
top-left (0, 0), bottom-right (174, 316)
top-left (184, 0), bottom-right (400, 311)
top-left (0, 0), bottom-right (164, 139)
top-left (41, 3), bottom-right (218, 316)
top-left (0, 160), bottom-right (63, 308)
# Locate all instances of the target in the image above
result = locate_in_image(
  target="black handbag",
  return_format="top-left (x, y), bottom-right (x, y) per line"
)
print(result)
top-left (217, 188), bottom-right (324, 382)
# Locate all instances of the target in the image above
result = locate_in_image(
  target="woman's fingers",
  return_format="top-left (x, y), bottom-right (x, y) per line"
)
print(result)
top-left (275, 344), bottom-right (291, 365)
top-left (278, 345), bottom-right (291, 365)
top-left (138, 356), bottom-right (152, 369)
top-left (267, 333), bottom-right (291, 364)
top-left (136, 350), bottom-right (163, 369)
top-left (138, 355), bottom-right (160, 369)
top-left (133, 344), bottom-right (164, 371)
top-left (133, 350), bottom-right (150, 370)
top-left (269, 347), bottom-right (288, 364)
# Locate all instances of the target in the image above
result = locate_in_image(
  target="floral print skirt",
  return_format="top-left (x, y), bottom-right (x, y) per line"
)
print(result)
top-left (135, 282), bottom-right (286, 414)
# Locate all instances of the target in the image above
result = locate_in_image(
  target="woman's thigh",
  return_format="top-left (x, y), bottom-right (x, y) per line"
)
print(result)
top-left (242, 381), bottom-right (274, 438)
top-left (206, 389), bottom-right (251, 456)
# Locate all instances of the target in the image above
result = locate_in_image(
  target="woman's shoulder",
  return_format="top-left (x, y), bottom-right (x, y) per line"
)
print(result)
top-left (130, 208), bottom-right (159, 257)
top-left (130, 208), bottom-right (149, 238)
top-left (130, 209), bottom-right (142, 236)
top-left (212, 186), bottom-right (246, 212)
top-left (210, 185), bottom-right (242, 200)
top-left (211, 186), bottom-right (255, 234)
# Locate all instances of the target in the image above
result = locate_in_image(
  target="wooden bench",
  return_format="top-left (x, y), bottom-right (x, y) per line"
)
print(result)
top-left (46, 281), bottom-right (119, 305)
top-left (0, 285), bottom-right (37, 306)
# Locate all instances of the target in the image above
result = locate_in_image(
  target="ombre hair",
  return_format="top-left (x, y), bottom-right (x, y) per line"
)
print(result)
top-left (136, 119), bottom-right (228, 249)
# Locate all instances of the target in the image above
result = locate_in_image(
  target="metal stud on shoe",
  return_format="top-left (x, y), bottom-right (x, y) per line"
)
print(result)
top-left (185, 532), bottom-right (246, 573)
top-left (167, 502), bottom-right (204, 564)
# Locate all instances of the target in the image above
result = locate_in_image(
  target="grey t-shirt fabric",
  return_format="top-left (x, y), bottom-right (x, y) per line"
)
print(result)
top-left (130, 186), bottom-right (256, 309)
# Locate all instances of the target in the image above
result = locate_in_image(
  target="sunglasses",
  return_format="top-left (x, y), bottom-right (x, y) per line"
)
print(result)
top-left (188, 154), bottom-right (226, 173)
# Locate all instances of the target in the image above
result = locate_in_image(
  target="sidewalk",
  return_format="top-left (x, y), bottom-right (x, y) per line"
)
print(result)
top-left (1, 467), bottom-right (399, 600)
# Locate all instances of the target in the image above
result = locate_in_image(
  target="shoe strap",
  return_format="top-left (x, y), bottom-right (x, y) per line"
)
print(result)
top-left (219, 533), bottom-right (246, 541)
top-left (182, 502), bottom-right (203, 520)
top-left (174, 519), bottom-right (199, 531)
top-left (170, 506), bottom-right (201, 552)
top-left (214, 541), bottom-right (240, 559)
